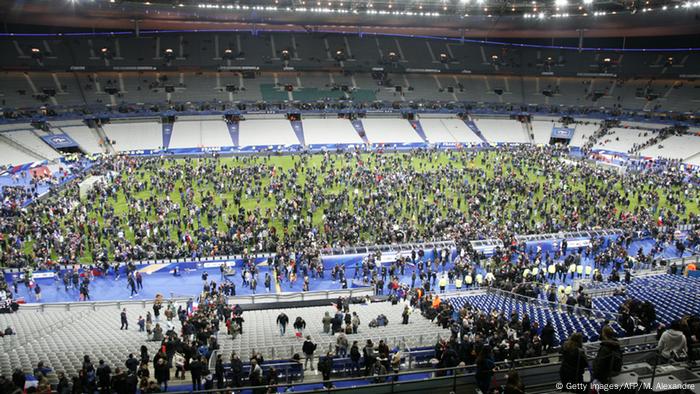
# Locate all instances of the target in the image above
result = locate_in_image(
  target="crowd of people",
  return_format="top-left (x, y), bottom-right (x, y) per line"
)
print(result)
top-left (0, 243), bottom-right (698, 393)
top-left (1, 145), bottom-right (697, 272)
top-left (0, 142), bottom-right (699, 392)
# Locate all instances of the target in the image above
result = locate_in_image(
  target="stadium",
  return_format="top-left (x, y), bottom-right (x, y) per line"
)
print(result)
top-left (0, 0), bottom-right (699, 393)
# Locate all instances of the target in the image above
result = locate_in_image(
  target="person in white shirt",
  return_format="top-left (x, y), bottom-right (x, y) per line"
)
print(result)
top-left (658, 321), bottom-right (688, 361)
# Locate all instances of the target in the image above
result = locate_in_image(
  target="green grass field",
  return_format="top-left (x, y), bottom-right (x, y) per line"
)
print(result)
top-left (22, 151), bottom-right (699, 263)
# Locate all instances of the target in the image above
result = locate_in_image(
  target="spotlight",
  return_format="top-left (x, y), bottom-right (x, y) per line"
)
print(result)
top-left (100, 47), bottom-right (113, 59)
top-left (30, 47), bottom-right (43, 60)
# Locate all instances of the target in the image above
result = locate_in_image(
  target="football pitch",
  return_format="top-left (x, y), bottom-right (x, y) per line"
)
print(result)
top-left (25, 150), bottom-right (698, 263)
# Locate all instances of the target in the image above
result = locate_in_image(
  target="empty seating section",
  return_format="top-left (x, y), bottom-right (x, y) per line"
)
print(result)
top-left (472, 118), bottom-right (530, 144)
top-left (620, 121), bottom-right (667, 130)
top-left (593, 127), bottom-right (654, 153)
top-left (361, 119), bottom-right (423, 144)
top-left (302, 119), bottom-right (365, 145)
top-left (0, 124), bottom-right (50, 165)
top-left (0, 305), bottom-right (166, 385)
top-left (569, 122), bottom-right (601, 147)
top-left (450, 293), bottom-right (617, 344)
top-left (169, 120), bottom-right (233, 148)
top-left (531, 121), bottom-right (563, 145)
top-left (58, 125), bottom-right (104, 154)
top-left (102, 122), bottom-right (163, 152)
top-left (0, 33), bottom-right (697, 80)
top-left (2, 117), bottom-right (698, 163)
top-left (592, 274), bottom-right (700, 326)
top-left (0, 72), bottom-right (43, 108)
top-left (4, 130), bottom-right (61, 160)
top-left (0, 68), bottom-right (697, 113)
top-left (638, 134), bottom-right (700, 161)
top-left (238, 119), bottom-right (300, 147)
top-left (0, 142), bottom-right (37, 166)
top-left (419, 118), bottom-right (483, 144)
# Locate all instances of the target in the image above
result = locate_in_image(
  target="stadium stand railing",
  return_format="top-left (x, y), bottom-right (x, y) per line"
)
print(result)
top-left (321, 240), bottom-right (456, 257)
top-left (513, 228), bottom-right (624, 243)
top-left (484, 287), bottom-right (621, 322)
top-left (577, 255), bottom-right (700, 290)
top-left (11, 287), bottom-right (376, 312)
top-left (157, 338), bottom-right (681, 394)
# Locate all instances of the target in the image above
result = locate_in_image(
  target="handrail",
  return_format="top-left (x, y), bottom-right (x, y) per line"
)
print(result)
top-left (320, 240), bottom-right (457, 257)
top-left (484, 287), bottom-right (621, 321)
top-left (582, 334), bottom-right (658, 356)
top-left (12, 287), bottom-right (376, 311)
top-left (514, 228), bottom-right (624, 243)
top-left (576, 254), bottom-right (700, 288)
top-left (158, 345), bottom-right (665, 394)
top-left (584, 285), bottom-right (626, 298)
top-left (208, 349), bottom-right (218, 373)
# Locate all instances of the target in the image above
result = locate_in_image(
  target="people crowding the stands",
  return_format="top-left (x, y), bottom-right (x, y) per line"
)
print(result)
top-left (1, 262), bottom-right (700, 393)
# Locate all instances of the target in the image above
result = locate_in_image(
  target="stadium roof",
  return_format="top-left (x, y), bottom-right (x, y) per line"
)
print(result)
top-left (1, 0), bottom-right (699, 37)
